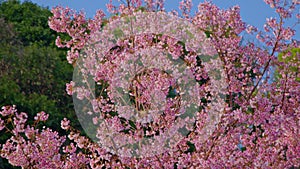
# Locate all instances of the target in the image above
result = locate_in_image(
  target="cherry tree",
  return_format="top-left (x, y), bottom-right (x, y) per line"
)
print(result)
top-left (1, 0), bottom-right (299, 168)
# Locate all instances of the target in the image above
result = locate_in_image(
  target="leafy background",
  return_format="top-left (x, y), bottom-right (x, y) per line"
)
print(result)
top-left (0, 1), bottom-right (81, 168)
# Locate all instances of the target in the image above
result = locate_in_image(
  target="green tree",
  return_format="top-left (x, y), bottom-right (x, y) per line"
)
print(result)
top-left (0, 1), bottom-right (83, 168)
top-left (0, 0), bottom-right (57, 46)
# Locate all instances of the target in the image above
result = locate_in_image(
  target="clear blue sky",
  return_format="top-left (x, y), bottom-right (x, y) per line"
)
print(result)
top-left (23, 0), bottom-right (299, 39)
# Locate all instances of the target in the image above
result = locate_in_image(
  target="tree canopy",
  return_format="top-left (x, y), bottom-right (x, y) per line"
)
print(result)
top-left (0, 1), bottom-right (80, 167)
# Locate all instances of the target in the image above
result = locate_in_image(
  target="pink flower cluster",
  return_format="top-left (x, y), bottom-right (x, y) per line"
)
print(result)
top-left (48, 6), bottom-right (105, 64)
top-left (179, 0), bottom-right (192, 18)
top-left (0, 106), bottom-right (127, 168)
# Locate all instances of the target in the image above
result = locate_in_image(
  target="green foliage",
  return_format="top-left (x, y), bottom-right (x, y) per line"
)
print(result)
top-left (275, 48), bottom-right (300, 82)
top-left (204, 30), bottom-right (212, 38)
top-left (0, 0), bottom-right (58, 46)
top-left (113, 28), bottom-right (125, 39)
top-left (0, 41), bottom-right (74, 126)
top-left (185, 141), bottom-right (196, 153)
top-left (0, 1), bottom-right (80, 167)
top-left (167, 86), bottom-right (179, 98)
top-left (0, 76), bottom-right (23, 105)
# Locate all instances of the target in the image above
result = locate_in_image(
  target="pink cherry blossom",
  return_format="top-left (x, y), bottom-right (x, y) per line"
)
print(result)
top-left (34, 111), bottom-right (49, 121)
top-left (0, 0), bottom-right (299, 168)
top-left (61, 118), bottom-right (70, 130)
top-left (66, 81), bottom-right (75, 95)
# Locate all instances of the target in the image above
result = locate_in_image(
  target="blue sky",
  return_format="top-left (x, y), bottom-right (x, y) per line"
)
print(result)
top-left (24, 0), bottom-right (299, 39)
